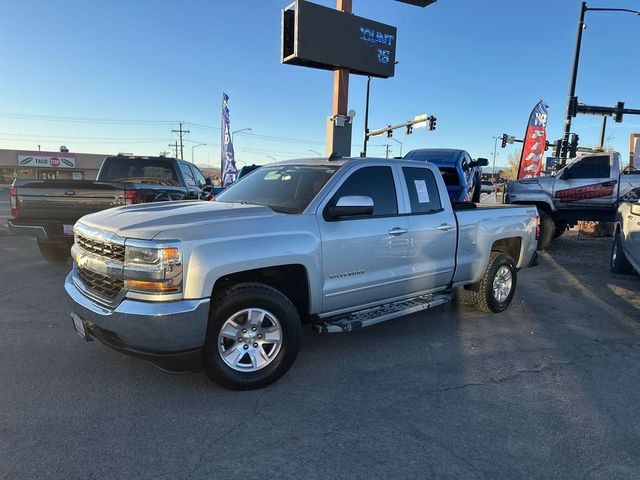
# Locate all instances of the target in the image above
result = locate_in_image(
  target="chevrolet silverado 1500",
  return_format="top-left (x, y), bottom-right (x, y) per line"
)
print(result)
top-left (611, 200), bottom-right (640, 274)
top-left (65, 157), bottom-right (538, 389)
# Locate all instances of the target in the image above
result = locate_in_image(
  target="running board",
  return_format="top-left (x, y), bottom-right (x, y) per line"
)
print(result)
top-left (313, 293), bottom-right (452, 333)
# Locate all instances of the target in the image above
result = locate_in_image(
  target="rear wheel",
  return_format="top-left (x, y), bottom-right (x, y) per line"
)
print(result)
top-left (611, 233), bottom-right (633, 274)
top-left (203, 283), bottom-right (301, 390)
top-left (37, 240), bottom-right (69, 263)
top-left (461, 252), bottom-right (517, 313)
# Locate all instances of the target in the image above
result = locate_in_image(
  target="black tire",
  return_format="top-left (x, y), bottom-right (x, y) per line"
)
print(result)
top-left (471, 177), bottom-right (481, 203)
top-left (203, 282), bottom-right (301, 390)
top-left (37, 240), bottom-right (69, 263)
top-left (537, 209), bottom-right (555, 251)
top-left (461, 252), bottom-right (517, 313)
top-left (611, 233), bottom-right (633, 274)
top-left (553, 221), bottom-right (568, 240)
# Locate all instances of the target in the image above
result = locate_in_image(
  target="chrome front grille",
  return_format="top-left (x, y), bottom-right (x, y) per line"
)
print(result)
top-left (76, 234), bottom-right (125, 262)
top-left (77, 267), bottom-right (124, 301)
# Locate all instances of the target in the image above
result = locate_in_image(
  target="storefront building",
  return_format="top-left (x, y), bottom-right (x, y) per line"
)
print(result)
top-left (0, 148), bottom-right (108, 184)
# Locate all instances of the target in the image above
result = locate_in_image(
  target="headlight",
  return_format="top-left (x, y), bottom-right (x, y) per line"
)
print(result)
top-left (124, 240), bottom-right (183, 294)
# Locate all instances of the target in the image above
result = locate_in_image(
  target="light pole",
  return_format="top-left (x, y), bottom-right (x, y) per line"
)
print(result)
top-left (361, 76), bottom-right (372, 157)
top-left (266, 155), bottom-right (277, 163)
top-left (562, 2), bottom-right (640, 161)
top-left (308, 149), bottom-right (322, 156)
top-left (232, 127), bottom-right (252, 142)
top-left (191, 143), bottom-right (206, 163)
top-left (491, 136), bottom-right (498, 179)
top-left (389, 137), bottom-right (402, 157)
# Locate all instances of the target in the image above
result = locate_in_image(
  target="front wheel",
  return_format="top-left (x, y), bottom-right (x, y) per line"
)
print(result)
top-left (203, 283), bottom-right (301, 390)
top-left (461, 252), bottom-right (517, 313)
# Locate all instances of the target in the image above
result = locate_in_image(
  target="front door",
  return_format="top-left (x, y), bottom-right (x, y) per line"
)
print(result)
top-left (318, 165), bottom-right (411, 314)
top-left (554, 155), bottom-right (617, 209)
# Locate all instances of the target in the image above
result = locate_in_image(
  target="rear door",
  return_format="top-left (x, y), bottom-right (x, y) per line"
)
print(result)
top-left (179, 162), bottom-right (206, 200)
top-left (554, 155), bottom-right (617, 209)
top-left (399, 165), bottom-right (457, 290)
top-left (317, 164), bottom-right (411, 314)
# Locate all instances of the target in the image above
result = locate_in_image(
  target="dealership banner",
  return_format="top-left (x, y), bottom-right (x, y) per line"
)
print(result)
top-left (221, 92), bottom-right (237, 188)
top-left (517, 101), bottom-right (548, 180)
top-left (18, 155), bottom-right (76, 168)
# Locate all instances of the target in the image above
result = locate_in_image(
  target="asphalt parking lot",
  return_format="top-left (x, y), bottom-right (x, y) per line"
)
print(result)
top-left (1, 201), bottom-right (639, 479)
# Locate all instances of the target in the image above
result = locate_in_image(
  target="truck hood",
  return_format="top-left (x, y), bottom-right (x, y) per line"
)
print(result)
top-left (77, 201), bottom-right (279, 240)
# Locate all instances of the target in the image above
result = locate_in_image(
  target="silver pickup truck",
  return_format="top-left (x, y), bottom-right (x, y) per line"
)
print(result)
top-left (505, 151), bottom-right (640, 250)
top-left (611, 201), bottom-right (640, 274)
top-left (65, 157), bottom-right (538, 389)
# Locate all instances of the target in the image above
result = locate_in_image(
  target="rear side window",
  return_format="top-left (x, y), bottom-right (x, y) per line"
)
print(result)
top-left (402, 167), bottom-right (442, 214)
top-left (190, 166), bottom-right (207, 189)
top-left (567, 156), bottom-right (610, 179)
top-left (332, 166), bottom-right (397, 217)
top-left (180, 163), bottom-right (197, 186)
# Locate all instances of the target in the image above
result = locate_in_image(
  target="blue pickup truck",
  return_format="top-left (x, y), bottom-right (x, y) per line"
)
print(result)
top-left (404, 149), bottom-right (488, 203)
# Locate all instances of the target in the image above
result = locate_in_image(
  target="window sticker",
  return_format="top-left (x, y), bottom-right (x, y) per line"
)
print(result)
top-left (414, 180), bottom-right (430, 203)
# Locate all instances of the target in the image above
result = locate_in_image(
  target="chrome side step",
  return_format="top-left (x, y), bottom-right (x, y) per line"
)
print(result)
top-left (313, 293), bottom-right (452, 333)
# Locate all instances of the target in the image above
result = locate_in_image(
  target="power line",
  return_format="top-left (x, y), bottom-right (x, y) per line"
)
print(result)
top-left (0, 112), bottom-right (176, 125)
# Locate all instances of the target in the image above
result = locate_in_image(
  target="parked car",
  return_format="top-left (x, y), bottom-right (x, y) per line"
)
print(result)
top-left (404, 148), bottom-right (489, 203)
top-left (8, 155), bottom-right (211, 261)
top-left (65, 157), bottom-right (538, 390)
top-left (480, 181), bottom-right (494, 194)
top-left (505, 151), bottom-right (640, 250)
top-left (611, 200), bottom-right (640, 274)
top-left (237, 164), bottom-right (261, 179)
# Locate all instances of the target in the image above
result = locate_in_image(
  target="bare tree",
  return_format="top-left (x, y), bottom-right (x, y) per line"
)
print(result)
top-left (502, 150), bottom-right (522, 180)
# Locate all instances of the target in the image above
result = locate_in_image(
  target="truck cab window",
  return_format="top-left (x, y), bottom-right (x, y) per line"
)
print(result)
top-left (565, 156), bottom-right (610, 179)
top-left (332, 166), bottom-right (397, 216)
top-left (402, 167), bottom-right (442, 214)
top-left (180, 163), bottom-right (197, 187)
top-left (190, 166), bottom-right (207, 189)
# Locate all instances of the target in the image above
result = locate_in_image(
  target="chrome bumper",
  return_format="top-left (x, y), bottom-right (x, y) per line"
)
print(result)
top-left (7, 219), bottom-right (49, 239)
top-left (65, 271), bottom-right (210, 354)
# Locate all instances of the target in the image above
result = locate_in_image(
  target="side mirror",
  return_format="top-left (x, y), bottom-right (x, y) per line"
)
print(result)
top-left (327, 196), bottom-right (374, 219)
top-left (205, 177), bottom-right (212, 186)
top-left (476, 158), bottom-right (489, 167)
top-left (631, 203), bottom-right (640, 216)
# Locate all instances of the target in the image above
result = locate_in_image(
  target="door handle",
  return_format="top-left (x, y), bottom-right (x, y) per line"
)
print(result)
top-left (437, 223), bottom-right (454, 232)
top-left (388, 227), bottom-right (408, 236)
top-left (602, 180), bottom-right (617, 187)
top-left (64, 191), bottom-right (76, 196)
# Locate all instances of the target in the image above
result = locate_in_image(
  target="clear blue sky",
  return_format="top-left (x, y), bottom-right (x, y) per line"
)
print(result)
top-left (1, 0), bottom-right (639, 169)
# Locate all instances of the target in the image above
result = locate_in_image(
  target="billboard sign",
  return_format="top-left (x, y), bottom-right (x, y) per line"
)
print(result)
top-left (282, 0), bottom-right (397, 78)
top-left (517, 101), bottom-right (548, 180)
top-left (18, 155), bottom-right (76, 168)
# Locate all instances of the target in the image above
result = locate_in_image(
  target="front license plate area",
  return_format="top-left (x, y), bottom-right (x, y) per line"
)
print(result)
top-left (63, 224), bottom-right (74, 236)
top-left (71, 312), bottom-right (90, 341)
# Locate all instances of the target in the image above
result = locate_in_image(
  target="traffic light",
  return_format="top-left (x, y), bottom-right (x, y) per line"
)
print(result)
top-left (569, 133), bottom-right (579, 158)
top-left (406, 124), bottom-right (413, 135)
top-left (553, 139), bottom-right (562, 158)
top-left (614, 101), bottom-right (625, 123)
top-left (428, 115), bottom-right (436, 131)
top-left (501, 133), bottom-right (508, 148)
top-left (387, 125), bottom-right (393, 138)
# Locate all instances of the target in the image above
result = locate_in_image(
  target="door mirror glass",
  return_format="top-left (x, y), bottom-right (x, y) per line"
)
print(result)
top-left (327, 196), bottom-right (374, 219)
top-left (205, 177), bottom-right (212, 186)
top-left (631, 203), bottom-right (640, 216)
top-left (476, 158), bottom-right (489, 167)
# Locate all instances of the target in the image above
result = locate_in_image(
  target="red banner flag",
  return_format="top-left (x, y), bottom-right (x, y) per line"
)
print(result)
top-left (518, 101), bottom-right (548, 180)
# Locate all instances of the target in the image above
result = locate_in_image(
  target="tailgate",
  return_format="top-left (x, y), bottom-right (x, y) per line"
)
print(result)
top-left (16, 180), bottom-right (125, 221)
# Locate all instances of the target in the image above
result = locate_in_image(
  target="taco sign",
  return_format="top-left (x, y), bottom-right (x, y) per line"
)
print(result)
top-left (18, 155), bottom-right (76, 168)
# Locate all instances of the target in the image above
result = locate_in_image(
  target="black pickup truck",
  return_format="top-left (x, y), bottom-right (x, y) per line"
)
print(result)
top-left (8, 155), bottom-right (211, 261)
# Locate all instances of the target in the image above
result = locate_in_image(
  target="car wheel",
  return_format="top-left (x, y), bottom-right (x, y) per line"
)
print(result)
top-left (611, 233), bottom-right (633, 274)
top-left (37, 240), bottom-right (69, 263)
top-left (203, 282), bottom-right (301, 390)
top-left (461, 252), bottom-right (517, 313)
top-left (537, 209), bottom-right (555, 251)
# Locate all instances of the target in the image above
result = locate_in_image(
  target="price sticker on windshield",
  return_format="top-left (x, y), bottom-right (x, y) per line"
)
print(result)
top-left (414, 180), bottom-right (430, 204)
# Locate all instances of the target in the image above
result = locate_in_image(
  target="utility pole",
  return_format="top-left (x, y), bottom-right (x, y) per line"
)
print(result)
top-left (599, 115), bottom-right (607, 148)
top-left (168, 141), bottom-right (179, 158)
top-left (171, 122), bottom-right (190, 160)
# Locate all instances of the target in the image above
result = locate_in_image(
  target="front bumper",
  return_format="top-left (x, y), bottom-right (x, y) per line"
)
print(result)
top-left (65, 272), bottom-right (210, 371)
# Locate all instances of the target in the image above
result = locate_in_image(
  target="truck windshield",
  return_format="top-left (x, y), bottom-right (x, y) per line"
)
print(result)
top-left (215, 165), bottom-right (339, 214)
top-left (98, 158), bottom-right (179, 186)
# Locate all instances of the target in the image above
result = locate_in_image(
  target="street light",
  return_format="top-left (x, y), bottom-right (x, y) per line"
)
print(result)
top-left (266, 155), bottom-right (277, 162)
top-left (308, 149), bottom-right (322, 156)
top-left (389, 137), bottom-right (403, 157)
top-left (232, 127), bottom-right (252, 142)
top-left (361, 61), bottom-right (399, 157)
top-left (191, 143), bottom-right (206, 163)
top-left (561, 2), bottom-right (640, 161)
